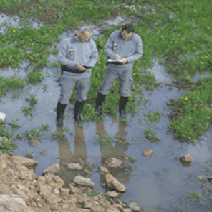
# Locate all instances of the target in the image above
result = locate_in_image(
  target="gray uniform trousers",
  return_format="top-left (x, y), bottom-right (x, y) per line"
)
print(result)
top-left (58, 75), bottom-right (91, 104)
top-left (98, 64), bottom-right (133, 97)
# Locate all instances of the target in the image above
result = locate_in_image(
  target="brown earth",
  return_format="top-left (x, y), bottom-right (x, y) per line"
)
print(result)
top-left (0, 150), bottom-right (141, 212)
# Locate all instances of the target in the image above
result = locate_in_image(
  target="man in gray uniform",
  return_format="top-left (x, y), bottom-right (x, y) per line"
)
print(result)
top-left (57, 26), bottom-right (98, 126)
top-left (95, 23), bottom-right (143, 120)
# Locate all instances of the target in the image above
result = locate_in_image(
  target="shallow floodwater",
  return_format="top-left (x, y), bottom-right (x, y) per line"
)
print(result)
top-left (1, 4), bottom-right (212, 212)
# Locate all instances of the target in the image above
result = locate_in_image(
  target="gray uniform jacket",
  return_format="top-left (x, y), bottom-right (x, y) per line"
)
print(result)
top-left (104, 30), bottom-right (143, 70)
top-left (57, 34), bottom-right (99, 79)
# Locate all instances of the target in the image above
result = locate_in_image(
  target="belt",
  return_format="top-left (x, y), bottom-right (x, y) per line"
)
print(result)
top-left (61, 65), bottom-right (85, 74)
top-left (107, 61), bottom-right (129, 66)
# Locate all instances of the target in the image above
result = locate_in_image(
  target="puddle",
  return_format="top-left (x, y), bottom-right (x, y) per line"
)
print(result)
top-left (1, 4), bottom-right (212, 212)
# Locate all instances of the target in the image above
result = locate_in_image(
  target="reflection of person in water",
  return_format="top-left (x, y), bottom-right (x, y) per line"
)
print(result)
top-left (57, 121), bottom-right (88, 188)
top-left (57, 117), bottom-right (132, 193)
top-left (95, 118), bottom-right (132, 190)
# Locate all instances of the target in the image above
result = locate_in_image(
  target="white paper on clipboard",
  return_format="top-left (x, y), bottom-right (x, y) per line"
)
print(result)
top-left (107, 59), bottom-right (123, 63)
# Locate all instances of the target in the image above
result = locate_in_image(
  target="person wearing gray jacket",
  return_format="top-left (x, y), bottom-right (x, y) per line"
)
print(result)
top-left (57, 26), bottom-right (98, 127)
top-left (95, 23), bottom-right (143, 120)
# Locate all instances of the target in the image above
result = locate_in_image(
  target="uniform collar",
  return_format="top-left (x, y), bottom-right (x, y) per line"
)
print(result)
top-left (119, 30), bottom-right (134, 41)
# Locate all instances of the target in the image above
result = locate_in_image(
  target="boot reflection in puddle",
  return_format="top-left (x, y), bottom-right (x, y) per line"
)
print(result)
top-left (95, 117), bottom-right (132, 195)
top-left (56, 122), bottom-right (87, 188)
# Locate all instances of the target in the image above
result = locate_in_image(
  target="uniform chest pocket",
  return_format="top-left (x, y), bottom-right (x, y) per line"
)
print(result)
top-left (68, 47), bottom-right (75, 60)
top-left (112, 41), bottom-right (118, 51)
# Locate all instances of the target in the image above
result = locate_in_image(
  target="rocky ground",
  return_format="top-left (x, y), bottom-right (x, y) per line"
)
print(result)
top-left (0, 150), bottom-right (138, 212)
top-left (0, 135), bottom-right (212, 212)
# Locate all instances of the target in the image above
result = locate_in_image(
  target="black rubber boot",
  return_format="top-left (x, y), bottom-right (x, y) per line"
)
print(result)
top-left (119, 96), bottom-right (129, 120)
top-left (56, 102), bottom-right (67, 127)
top-left (74, 100), bottom-right (85, 124)
top-left (95, 90), bottom-right (106, 116)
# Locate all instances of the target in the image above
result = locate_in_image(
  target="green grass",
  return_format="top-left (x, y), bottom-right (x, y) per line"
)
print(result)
top-left (88, 190), bottom-right (112, 201)
top-left (129, 157), bottom-right (138, 162)
top-left (0, 0), bottom-right (211, 145)
top-left (24, 151), bottom-right (34, 159)
top-left (144, 128), bottom-right (161, 142)
top-left (0, 0), bottom-right (212, 210)
top-left (144, 111), bottom-right (164, 122)
top-left (166, 77), bottom-right (212, 140)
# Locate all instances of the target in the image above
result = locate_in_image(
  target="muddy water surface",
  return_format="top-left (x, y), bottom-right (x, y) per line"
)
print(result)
top-left (1, 5), bottom-right (212, 212)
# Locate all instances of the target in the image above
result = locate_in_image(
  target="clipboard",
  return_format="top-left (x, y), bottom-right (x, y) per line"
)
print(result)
top-left (107, 59), bottom-right (123, 63)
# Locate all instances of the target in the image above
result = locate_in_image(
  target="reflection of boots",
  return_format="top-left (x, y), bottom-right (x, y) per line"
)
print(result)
top-left (115, 118), bottom-right (126, 142)
top-left (95, 120), bottom-right (108, 138)
top-left (56, 102), bottom-right (67, 127)
top-left (111, 116), bottom-right (118, 126)
top-left (95, 89), bottom-right (106, 116)
top-left (74, 100), bottom-right (85, 124)
top-left (73, 120), bottom-right (88, 177)
top-left (56, 129), bottom-right (75, 188)
top-left (119, 96), bottom-right (129, 120)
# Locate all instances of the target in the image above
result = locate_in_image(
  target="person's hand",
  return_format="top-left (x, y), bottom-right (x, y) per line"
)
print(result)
top-left (84, 68), bottom-right (91, 72)
top-left (75, 62), bottom-right (84, 70)
top-left (115, 54), bottom-right (121, 61)
top-left (121, 58), bottom-right (128, 65)
top-left (75, 63), bottom-right (90, 71)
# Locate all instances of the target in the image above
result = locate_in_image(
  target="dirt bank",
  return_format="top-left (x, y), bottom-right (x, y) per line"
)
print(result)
top-left (0, 148), bottom-right (142, 212)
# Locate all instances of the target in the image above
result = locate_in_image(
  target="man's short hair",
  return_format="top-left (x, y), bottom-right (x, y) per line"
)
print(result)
top-left (122, 23), bottom-right (135, 33)
top-left (76, 26), bottom-right (93, 35)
